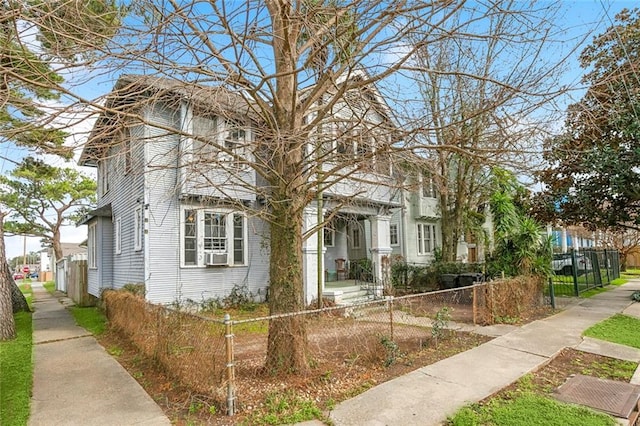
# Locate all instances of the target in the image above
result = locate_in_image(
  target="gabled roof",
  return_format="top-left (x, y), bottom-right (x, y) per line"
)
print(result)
top-left (79, 74), bottom-right (255, 166)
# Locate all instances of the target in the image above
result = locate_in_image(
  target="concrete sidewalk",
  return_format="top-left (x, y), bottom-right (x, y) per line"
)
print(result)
top-left (29, 282), bottom-right (170, 426)
top-left (328, 280), bottom-right (640, 426)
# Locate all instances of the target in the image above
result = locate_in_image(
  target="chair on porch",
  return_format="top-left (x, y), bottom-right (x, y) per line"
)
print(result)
top-left (335, 258), bottom-right (347, 281)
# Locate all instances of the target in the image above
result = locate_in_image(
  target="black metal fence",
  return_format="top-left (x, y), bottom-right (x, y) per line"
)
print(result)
top-left (548, 249), bottom-right (620, 300)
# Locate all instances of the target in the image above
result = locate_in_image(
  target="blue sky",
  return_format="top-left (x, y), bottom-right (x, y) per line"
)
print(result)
top-left (3, 0), bottom-right (638, 263)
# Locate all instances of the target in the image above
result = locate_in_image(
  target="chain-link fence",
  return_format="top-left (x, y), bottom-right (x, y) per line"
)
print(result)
top-left (103, 277), bottom-right (545, 416)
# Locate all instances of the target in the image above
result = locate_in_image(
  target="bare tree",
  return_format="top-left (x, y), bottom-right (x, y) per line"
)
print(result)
top-left (406, 1), bottom-right (574, 261)
top-left (598, 229), bottom-right (640, 271)
top-left (74, 0), bottom-right (582, 372)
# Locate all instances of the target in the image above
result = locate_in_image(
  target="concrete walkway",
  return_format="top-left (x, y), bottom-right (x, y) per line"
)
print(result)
top-left (328, 280), bottom-right (640, 426)
top-left (29, 282), bottom-right (170, 426)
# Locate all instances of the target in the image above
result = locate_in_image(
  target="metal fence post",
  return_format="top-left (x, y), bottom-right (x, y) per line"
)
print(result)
top-left (603, 249), bottom-right (610, 286)
top-left (570, 249), bottom-right (579, 296)
top-left (548, 278), bottom-right (555, 309)
top-left (472, 284), bottom-right (477, 325)
top-left (388, 295), bottom-right (394, 342)
top-left (224, 313), bottom-right (236, 416)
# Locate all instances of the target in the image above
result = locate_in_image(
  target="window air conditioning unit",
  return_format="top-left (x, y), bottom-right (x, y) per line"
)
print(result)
top-left (205, 252), bottom-right (228, 266)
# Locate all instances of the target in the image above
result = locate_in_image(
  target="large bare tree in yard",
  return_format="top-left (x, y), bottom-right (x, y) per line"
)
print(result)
top-left (84, 0), bottom-right (468, 372)
top-left (0, 1), bottom-right (121, 340)
top-left (83, 0), bottom-right (581, 372)
top-left (406, 1), bottom-right (573, 261)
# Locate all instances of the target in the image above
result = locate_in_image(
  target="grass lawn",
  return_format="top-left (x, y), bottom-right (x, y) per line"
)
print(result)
top-left (43, 281), bottom-right (55, 294)
top-left (0, 312), bottom-right (33, 426)
top-left (18, 282), bottom-right (34, 309)
top-left (448, 350), bottom-right (637, 426)
top-left (69, 307), bottom-right (107, 335)
top-left (583, 314), bottom-right (640, 349)
top-left (449, 392), bottom-right (616, 426)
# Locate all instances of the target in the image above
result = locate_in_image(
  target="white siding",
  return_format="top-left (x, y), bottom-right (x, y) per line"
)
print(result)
top-left (109, 123), bottom-right (146, 289)
top-left (142, 102), bottom-right (271, 304)
top-left (87, 217), bottom-right (114, 297)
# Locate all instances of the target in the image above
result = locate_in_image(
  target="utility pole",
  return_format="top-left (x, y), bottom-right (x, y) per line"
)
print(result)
top-left (22, 235), bottom-right (27, 271)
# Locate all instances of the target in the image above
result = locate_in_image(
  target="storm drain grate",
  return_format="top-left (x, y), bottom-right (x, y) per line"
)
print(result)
top-left (554, 374), bottom-right (640, 419)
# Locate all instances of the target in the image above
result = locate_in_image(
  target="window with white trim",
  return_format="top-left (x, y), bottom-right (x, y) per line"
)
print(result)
top-left (181, 208), bottom-right (247, 267)
top-left (422, 172), bottom-right (435, 198)
top-left (323, 226), bottom-right (335, 247)
top-left (192, 115), bottom-right (218, 158)
top-left (184, 209), bottom-right (197, 266)
top-left (417, 223), bottom-right (435, 255)
top-left (100, 160), bottom-right (109, 196)
top-left (223, 122), bottom-right (247, 169)
top-left (88, 223), bottom-right (97, 269)
top-left (134, 207), bottom-right (143, 251)
top-left (351, 225), bottom-right (361, 249)
top-left (115, 217), bottom-right (121, 255)
top-left (390, 223), bottom-right (399, 246)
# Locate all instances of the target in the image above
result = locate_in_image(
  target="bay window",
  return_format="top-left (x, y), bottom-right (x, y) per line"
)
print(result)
top-left (181, 207), bottom-right (247, 267)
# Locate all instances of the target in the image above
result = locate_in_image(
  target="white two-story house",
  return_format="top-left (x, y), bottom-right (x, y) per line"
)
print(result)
top-left (79, 73), bottom-right (408, 305)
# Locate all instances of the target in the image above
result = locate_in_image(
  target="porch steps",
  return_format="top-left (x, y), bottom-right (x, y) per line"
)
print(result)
top-left (323, 285), bottom-right (375, 306)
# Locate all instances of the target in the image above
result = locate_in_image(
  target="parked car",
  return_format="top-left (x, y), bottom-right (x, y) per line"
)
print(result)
top-left (13, 272), bottom-right (24, 280)
top-left (552, 253), bottom-right (593, 276)
top-left (30, 272), bottom-right (39, 279)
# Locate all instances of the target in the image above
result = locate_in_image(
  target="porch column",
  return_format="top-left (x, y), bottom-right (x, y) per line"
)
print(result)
top-left (561, 227), bottom-right (568, 253)
top-left (369, 214), bottom-right (392, 296)
top-left (302, 206), bottom-right (325, 305)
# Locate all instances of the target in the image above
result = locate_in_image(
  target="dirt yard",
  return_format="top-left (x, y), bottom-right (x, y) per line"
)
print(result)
top-left (98, 326), bottom-right (491, 425)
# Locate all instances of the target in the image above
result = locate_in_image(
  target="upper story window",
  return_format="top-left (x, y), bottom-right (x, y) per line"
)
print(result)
top-left (99, 160), bottom-right (109, 196)
top-left (192, 116), bottom-right (248, 169)
top-left (422, 172), bottom-right (436, 198)
top-left (192, 116), bottom-right (218, 158)
top-left (222, 122), bottom-right (247, 169)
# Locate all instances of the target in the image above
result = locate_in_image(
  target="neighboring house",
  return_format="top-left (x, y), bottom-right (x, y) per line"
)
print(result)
top-left (388, 171), bottom-right (441, 265)
top-left (548, 225), bottom-right (595, 253)
top-left (47, 242), bottom-right (87, 291)
top-left (79, 73), bottom-right (401, 305)
top-left (40, 242), bottom-right (86, 277)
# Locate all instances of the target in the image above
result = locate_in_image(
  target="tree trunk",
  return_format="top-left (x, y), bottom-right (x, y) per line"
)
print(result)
top-left (0, 215), bottom-right (17, 340)
top-left (265, 197), bottom-right (309, 373)
top-left (52, 229), bottom-right (63, 261)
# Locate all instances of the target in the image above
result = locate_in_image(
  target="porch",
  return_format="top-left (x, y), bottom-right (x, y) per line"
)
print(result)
top-left (322, 279), bottom-right (381, 305)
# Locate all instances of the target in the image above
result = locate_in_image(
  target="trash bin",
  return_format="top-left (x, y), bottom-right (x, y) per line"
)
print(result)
top-left (440, 274), bottom-right (458, 289)
top-left (458, 272), bottom-right (483, 287)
